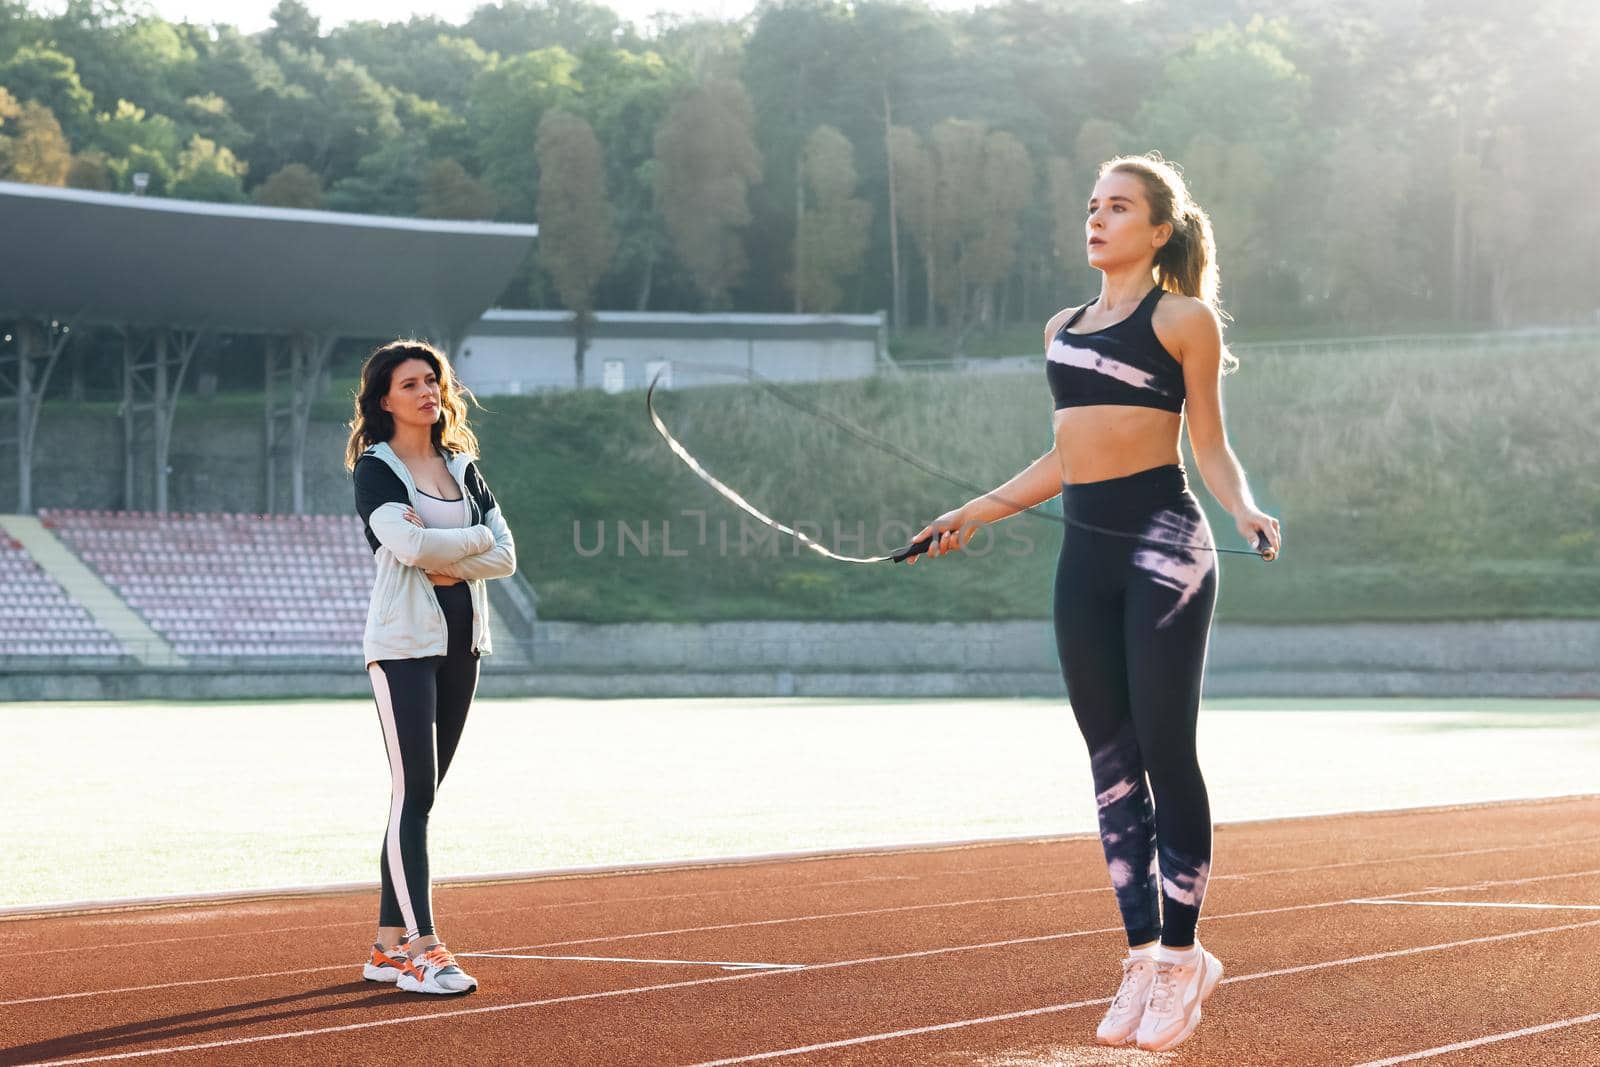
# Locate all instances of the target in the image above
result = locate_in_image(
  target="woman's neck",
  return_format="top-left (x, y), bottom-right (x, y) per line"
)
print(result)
top-left (387, 424), bottom-right (436, 463)
top-left (1097, 266), bottom-right (1157, 313)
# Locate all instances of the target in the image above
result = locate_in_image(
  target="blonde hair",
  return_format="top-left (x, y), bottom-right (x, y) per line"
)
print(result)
top-left (344, 340), bottom-right (480, 471)
top-left (1100, 152), bottom-right (1236, 369)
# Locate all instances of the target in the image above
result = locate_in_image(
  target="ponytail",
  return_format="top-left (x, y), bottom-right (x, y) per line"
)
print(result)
top-left (1101, 153), bottom-right (1236, 371)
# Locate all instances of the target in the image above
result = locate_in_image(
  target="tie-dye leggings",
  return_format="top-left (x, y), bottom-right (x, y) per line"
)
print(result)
top-left (1053, 463), bottom-right (1218, 948)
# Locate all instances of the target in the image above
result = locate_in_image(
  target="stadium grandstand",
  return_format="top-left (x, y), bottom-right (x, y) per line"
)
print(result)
top-left (0, 181), bottom-right (539, 681)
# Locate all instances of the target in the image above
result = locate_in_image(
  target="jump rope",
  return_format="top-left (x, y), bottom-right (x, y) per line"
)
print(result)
top-left (645, 363), bottom-right (1277, 565)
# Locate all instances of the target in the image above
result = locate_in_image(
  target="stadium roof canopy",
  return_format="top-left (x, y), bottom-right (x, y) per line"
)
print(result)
top-left (0, 181), bottom-right (538, 515)
top-left (0, 181), bottom-right (538, 340)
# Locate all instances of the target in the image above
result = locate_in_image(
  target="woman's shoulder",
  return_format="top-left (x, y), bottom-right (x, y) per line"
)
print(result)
top-left (352, 452), bottom-right (404, 488)
top-left (1151, 290), bottom-right (1214, 324)
top-left (1043, 304), bottom-right (1087, 348)
top-left (352, 450), bottom-right (385, 473)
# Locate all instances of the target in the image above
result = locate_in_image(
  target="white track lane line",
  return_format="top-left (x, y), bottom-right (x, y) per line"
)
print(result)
top-left (3, 876), bottom-right (917, 960)
top-left (10, 864), bottom-right (1600, 1008)
top-left (1215, 833), bottom-right (1600, 880)
top-left (1352, 899), bottom-right (1600, 911)
top-left (475, 864), bottom-right (1600, 955)
top-left (680, 918), bottom-right (1600, 1066)
top-left (946, 833), bottom-right (1600, 880)
top-left (1350, 1011), bottom-right (1600, 1066)
top-left (18, 831), bottom-right (1600, 958)
top-left (460, 953), bottom-right (806, 971)
top-left (21, 916), bottom-right (1600, 1067)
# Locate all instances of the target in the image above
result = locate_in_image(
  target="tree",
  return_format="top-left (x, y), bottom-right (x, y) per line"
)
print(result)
top-left (420, 158), bottom-right (496, 219)
top-left (325, 138), bottom-right (423, 216)
top-left (535, 109), bottom-right (617, 386)
top-left (792, 125), bottom-right (870, 312)
top-left (171, 134), bottom-right (247, 202)
top-left (255, 162), bottom-right (324, 208)
top-left (268, 47), bottom-right (400, 181)
top-left (393, 92), bottom-right (474, 163)
top-left (90, 99), bottom-right (181, 194)
top-left (468, 47), bottom-right (580, 219)
top-left (575, 46), bottom-right (685, 311)
top-left (853, 0), bottom-right (961, 331)
top-left (465, 0), bottom-right (624, 59)
top-left (267, 0), bottom-right (322, 54)
top-left (1319, 127), bottom-right (1411, 323)
top-left (46, 3), bottom-right (199, 121)
top-left (888, 125), bottom-right (936, 327)
top-left (0, 100), bottom-right (72, 185)
top-left (928, 120), bottom-right (1033, 346)
top-left (0, 1), bottom-right (45, 63)
top-left (65, 148), bottom-right (112, 189)
top-left (653, 78), bottom-right (763, 308)
top-left (329, 25), bottom-right (490, 115)
top-left (1135, 18), bottom-right (1310, 319)
top-left (0, 45), bottom-right (95, 143)
top-left (93, 98), bottom-right (180, 160)
top-left (744, 0), bottom-right (860, 312)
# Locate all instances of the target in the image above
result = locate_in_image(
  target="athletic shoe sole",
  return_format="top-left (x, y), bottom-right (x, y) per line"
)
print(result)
top-left (397, 971), bottom-right (478, 995)
top-left (1137, 951), bottom-right (1224, 1052)
top-left (362, 962), bottom-right (407, 983)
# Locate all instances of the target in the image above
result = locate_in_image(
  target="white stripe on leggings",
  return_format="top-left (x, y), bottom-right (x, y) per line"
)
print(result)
top-left (369, 664), bottom-right (419, 939)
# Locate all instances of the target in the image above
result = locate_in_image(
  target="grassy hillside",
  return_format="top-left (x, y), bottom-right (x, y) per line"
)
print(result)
top-left (455, 338), bottom-right (1598, 623)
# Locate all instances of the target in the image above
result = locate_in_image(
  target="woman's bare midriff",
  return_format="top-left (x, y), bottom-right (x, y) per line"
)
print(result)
top-left (1053, 406), bottom-right (1182, 484)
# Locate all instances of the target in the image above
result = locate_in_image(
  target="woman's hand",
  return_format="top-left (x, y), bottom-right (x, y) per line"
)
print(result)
top-left (402, 506), bottom-right (423, 527)
top-left (906, 506), bottom-right (980, 565)
top-left (1234, 507), bottom-right (1281, 560)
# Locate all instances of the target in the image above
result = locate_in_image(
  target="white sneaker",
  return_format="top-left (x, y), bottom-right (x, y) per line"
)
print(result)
top-left (397, 944), bottom-right (479, 995)
top-left (1095, 954), bottom-right (1158, 1046)
top-left (361, 942), bottom-right (413, 983)
top-left (1135, 944), bottom-right (1223, 1051)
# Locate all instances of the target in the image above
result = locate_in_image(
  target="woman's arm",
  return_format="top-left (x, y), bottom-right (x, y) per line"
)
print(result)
top-left (1172, 300), bottom-right (1281, 556)
top-left (961, 449), bottom-right (1063, 524)
top-left (354, 458), bottom-right (494, 569)
top-left (432, 463), bottom-right (517, 580)
top-left (433, 506), bottom-right (516, 580)
top-left (907, 309), bottom-right (1076, 561)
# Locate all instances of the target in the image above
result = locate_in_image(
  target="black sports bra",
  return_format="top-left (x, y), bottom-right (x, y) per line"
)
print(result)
top-left (1046, 287), bottom-right (1185, 414)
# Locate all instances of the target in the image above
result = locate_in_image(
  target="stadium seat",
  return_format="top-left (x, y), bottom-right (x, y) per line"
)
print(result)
top-left (40, 509), bottom-right (374, 660)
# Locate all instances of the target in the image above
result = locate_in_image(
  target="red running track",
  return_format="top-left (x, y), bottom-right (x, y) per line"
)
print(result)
top-left (4, 796), bottom-right (1599, 1066)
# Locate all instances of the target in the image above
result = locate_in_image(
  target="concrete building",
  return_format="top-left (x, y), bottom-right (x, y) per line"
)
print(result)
top-left (457, 310), bottom-right (888, 396)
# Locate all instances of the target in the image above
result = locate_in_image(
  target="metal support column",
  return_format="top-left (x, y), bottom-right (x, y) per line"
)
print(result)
top-left (122, 326), bottom-right (203, 513)
top-left (265, 333), bottom-right (337, 515)
top-left (1, 318), bottom-right (72, 513)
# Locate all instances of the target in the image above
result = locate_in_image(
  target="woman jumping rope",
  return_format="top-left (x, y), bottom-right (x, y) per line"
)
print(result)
top-left (347, 339), bottom-right (517, 995)
top-left (909, 153), bottom-right (1280, 1051)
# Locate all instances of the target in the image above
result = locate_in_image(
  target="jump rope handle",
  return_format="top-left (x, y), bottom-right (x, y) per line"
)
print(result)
top-left (1255, 531), bottom-right (1277, 562)
top-left (892, 534), bottom-right (935, 563)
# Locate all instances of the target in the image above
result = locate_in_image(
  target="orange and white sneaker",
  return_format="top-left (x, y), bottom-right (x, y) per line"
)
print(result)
top-left (397, 944), bottom-right (478, 995)
top-left (362, 942), bottom-right (415, 983)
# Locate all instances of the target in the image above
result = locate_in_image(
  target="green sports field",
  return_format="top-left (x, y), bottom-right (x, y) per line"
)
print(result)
top-left (6, 697), bottom-right (1598, 909)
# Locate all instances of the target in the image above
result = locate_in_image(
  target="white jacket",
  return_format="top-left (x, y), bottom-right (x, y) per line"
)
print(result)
top-left (353, 441), bottom-right (516, 665)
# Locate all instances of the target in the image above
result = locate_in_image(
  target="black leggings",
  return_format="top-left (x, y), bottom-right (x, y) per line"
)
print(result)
top-left (367, 583), bottom-right (479, 939)
top-left (1053, 464), bottom-right (1218, 948)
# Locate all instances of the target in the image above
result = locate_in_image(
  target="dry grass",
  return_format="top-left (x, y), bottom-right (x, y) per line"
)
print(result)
top-left (479, 339), bottom-right (1599, 621)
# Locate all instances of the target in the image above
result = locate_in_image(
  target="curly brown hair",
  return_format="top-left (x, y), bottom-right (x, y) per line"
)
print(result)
top-left (344, 339), bottom-right (480, 470)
